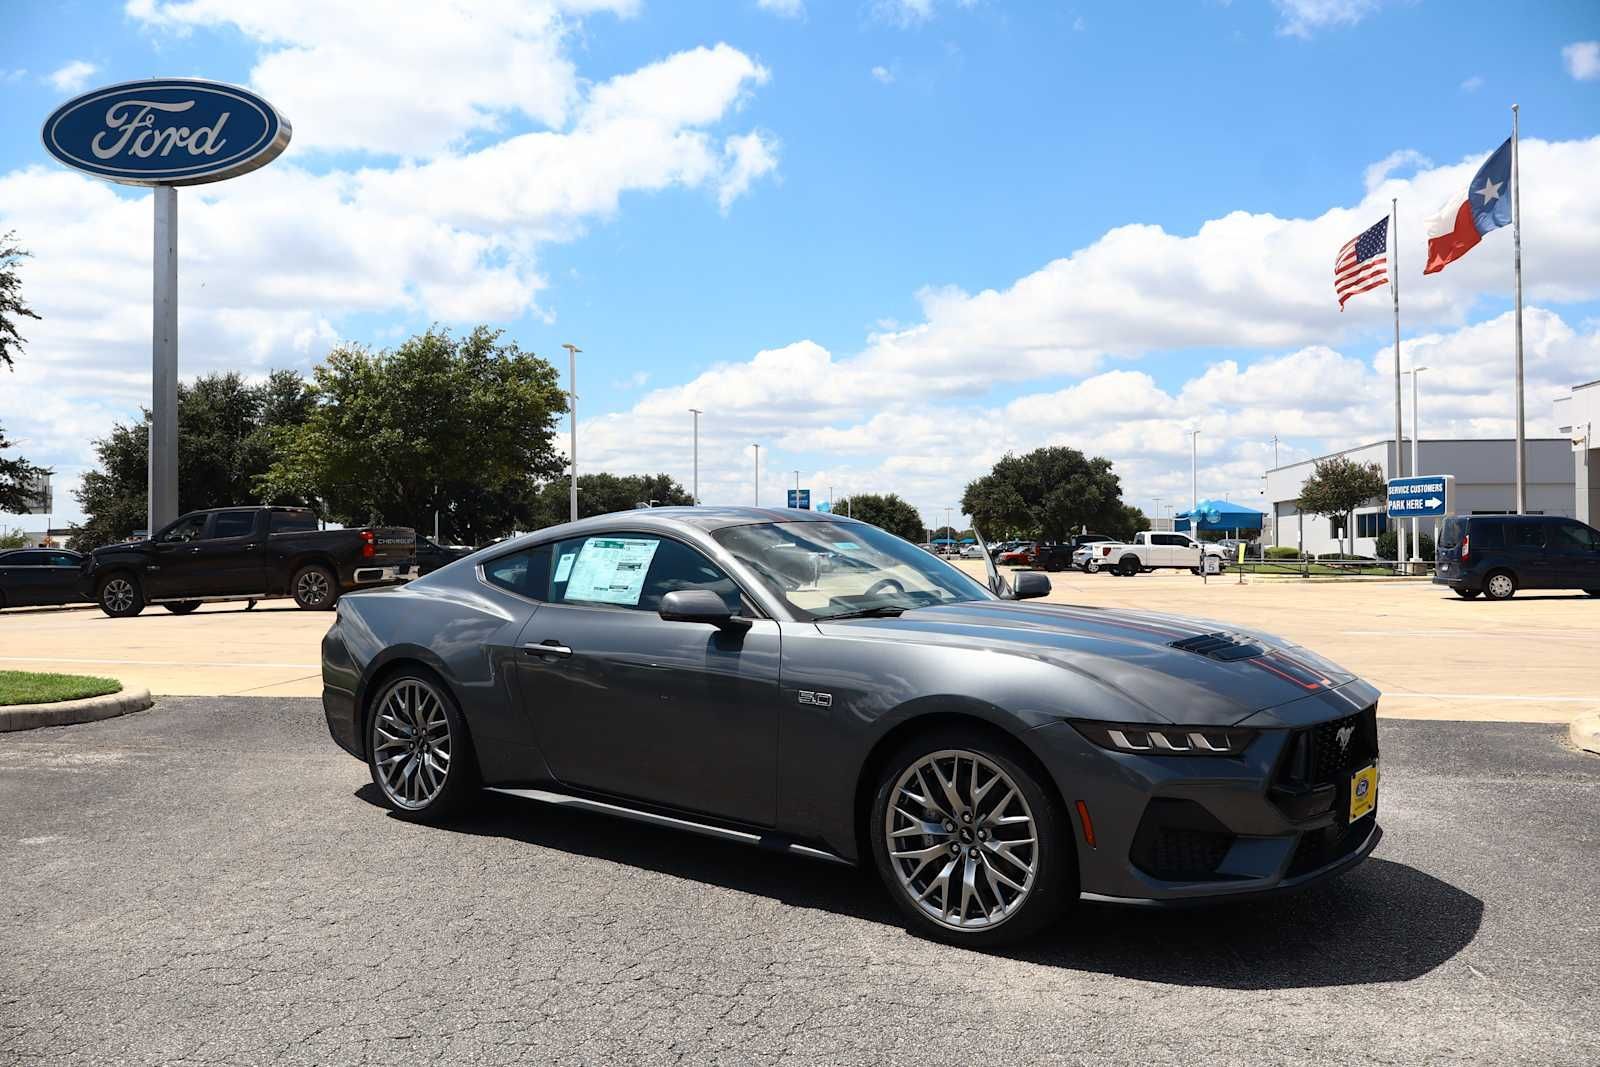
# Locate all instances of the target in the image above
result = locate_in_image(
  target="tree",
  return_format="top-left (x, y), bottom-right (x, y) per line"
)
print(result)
top-left (1297, 457), bottom-right (1386, 557)
top-left (261, 327), bottom-right (567, 541)
top-left (72, 371), bottom-right (315, 550)
top-left (832, 493), bottom-right (924, 542)
top-left (961, 447), bottom-right (1129, 543)
top-left (1, 230), bottom-right (48, 514)
top-left (0, 231), bottom-right (40, 372)
top-left (528, 473), bottom-right (693, 531)
top-left (1376, 528), bottom-right (1434, 562)
top-left (1107, 504), bottom-right (1151, 542)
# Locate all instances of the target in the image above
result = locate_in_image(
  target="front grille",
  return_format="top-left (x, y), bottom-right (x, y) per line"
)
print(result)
top-left (1286, 813), bottom-right (1375, 878)
top-left (1270, 705), bottom-right (1379, 823)
top-left (1130, 798), bottom-right (1235, 881)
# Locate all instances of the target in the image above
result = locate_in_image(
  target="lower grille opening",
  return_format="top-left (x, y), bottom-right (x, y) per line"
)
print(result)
top-left (1130, 798), bottom-right (1236, 881)
top-left (1287, 813), bottom-right (1375, 878)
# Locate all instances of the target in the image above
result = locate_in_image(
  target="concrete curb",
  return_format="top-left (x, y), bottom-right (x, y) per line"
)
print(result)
top-left (0, 688), bottom-right (154, 732)
top-left (1570, 711), bottom-right (1600, 757)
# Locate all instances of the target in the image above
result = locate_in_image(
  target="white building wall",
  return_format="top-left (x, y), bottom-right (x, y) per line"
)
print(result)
top-left (1265, 438), bottom-right (1573, 557)
top-left (1555, 380), bottom-right (1600, 525)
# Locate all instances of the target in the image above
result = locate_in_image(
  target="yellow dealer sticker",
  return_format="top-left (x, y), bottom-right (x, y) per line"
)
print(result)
top-left (1349, 763), bottom-right (1379, 822)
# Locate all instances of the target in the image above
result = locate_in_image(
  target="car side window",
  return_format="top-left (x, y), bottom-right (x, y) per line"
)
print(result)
top-left (210, 512), bottom-right (257, 539)
top-left (550, 535), bottom-right (743, 614)
top-left (1551, 521), bottom-right (1598, 551)
top-left (47, 552), bottom-right (79, 567)
top-left (159, 515), bottom-right (207, 543)
top-left (1471, 520), bottom-right (1504, 548)
top-left (1510, 523), bottom-right (1546, 549)
top-left (483, 544), bottom-right (552, 600)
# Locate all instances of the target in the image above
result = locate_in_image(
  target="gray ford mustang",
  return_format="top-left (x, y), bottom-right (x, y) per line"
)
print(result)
top-left (322, 507), bottom-right (1381, 947)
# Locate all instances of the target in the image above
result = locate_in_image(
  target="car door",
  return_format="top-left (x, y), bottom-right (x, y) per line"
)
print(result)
top-left (0, 551), bottom-right (52, 606)
top-left (1548, 520), bottom-right (1600, 590)
top-left (145, 513), bottom-right (211, 598)
top-left (1505, 520), bottom-right (1552, 588)
top-left (190, 510), bottom-right (267, 595)
top-left (515, 531), bottom-right (781, 826)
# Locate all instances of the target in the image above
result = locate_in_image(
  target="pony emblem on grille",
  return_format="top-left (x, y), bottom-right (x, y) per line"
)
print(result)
top-left (1335, 724), bottom-right (1355, 751)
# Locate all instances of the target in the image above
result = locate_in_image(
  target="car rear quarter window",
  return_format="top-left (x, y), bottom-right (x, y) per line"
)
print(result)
top-left (1465, 519), bottom-right (1502, 549)
top-left (483, 544), bottom-right (553, 600)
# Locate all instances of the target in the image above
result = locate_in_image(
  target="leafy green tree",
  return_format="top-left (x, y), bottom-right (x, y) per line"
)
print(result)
top-left (1375, 528), bottom-right (1434, 562)
top-left (0, 528), bottom-right (28, 550)
top-left (72, 371), bottom-right (315, 550)
top-left (961, 446), bottom-right (1129, 543)
top-left (1107, 504), bottom-right (1151, 542)
top-left (1297, 457), bottom-right (1386, 557)
top-left (832, 493), bottom-right (924, 542)
top-left (1, 230), bottom-right (48, 514)
top-left (528, 472), bottom-right (693, 531)
top-left (261, 327), bottom-right (567, 541)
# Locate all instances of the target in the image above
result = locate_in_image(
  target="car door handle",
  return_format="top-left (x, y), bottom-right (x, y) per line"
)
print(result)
top-left (523, 641), bottom-right (573, 658)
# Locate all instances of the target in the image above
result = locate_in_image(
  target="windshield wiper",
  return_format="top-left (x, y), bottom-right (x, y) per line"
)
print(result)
top-left (824, 605), bottom-right (908, 620)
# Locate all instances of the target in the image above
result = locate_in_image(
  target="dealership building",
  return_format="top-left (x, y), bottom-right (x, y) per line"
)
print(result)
top-left (1265, 438), bottom-right (1575, 556)
top-left (1554, 379), bottom-right (1600, 526)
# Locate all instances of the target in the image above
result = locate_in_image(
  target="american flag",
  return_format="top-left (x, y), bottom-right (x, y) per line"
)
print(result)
top-left (1335, 216), bottom-right (1389, 310)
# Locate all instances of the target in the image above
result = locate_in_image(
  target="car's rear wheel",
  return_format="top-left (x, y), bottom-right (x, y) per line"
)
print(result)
top-left (291, 564), bottom-right (337, 610)
top-left (869, 728), bottom-right (1074, 948)
top-left (97, 574), bottom-right (144, 618)
top-left (1084, 560), bottom-right (1099, 573)
top-left (367, 671), bottom-right (478, 821)
top-left (1117, 556), bottom-right (1140, 577)
top-left (163, 600), bottom-right (201, 614)
top-left (1484, 570), bottom-right (1517, 601)
top-left (1453, 587), bottom-right (1480, 599)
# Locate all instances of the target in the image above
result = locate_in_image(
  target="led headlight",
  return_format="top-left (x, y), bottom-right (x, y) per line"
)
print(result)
top-left (1072, 721), bottom-right (1255, 756)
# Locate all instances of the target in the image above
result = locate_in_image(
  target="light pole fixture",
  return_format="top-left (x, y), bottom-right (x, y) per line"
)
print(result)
top-left (1186, 429), bottom-right (1201, 525)
top-left (793, 469), bottom-right (801, 508)
top-left (688, 408), bottom-right (702, 505)
top-left (562, 343), bottom-right (581, 522)
top-left (753, 444), bottom-right (760, 506)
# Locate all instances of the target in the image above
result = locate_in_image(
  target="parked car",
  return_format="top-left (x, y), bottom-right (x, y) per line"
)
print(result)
top-left (1434, 514), bottom-right (1600, 600)
top-left (0, 547), bottom-right (88, 610)
top-left (959, 543), bottom-right (986, 559)
top-left (998, 542), bottom-right (1038, 565)
top-left (1071, 541), bottom-right (1118, 572)
top-left (82, 506), bottom-right (418, 617)
top-left (1033, 544), bottom-right (1081, 571)
top-left (415, 537), bottom-right (474, 576)
top-left (323, 506), bottom-right (1381, 947)
top-left (1087, 532), bottom-right (1230, 576)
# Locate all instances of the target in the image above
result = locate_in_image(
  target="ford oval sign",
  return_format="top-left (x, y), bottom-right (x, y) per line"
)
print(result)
top-left (42, 78), bottom-right (291, 186)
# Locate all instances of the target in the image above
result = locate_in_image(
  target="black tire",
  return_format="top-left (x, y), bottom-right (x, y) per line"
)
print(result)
top-left (1585, 590), bottom-right (1600, 597)
top-left (1483, 570), bottom-right (1517, 601)
top-left (163, 600), bottom-right (202, 614)
top-left (366, 669), bottom-right (479, 822)
top-left (869, 725), bottom-right (1075, 948)
top-left (96, 573), bottom-right (145, 618)
top-left (291, 564), bottom-right (338, 610)
top-left (1118, 556), bottom-right (1141, 577)
top-left (1453, 587), bottom-right (1480, 599)
top-left (1190, 567), bottom-right (1201, 575)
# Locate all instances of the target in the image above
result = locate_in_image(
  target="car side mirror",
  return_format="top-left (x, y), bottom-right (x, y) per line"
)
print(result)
top-left (1010, 571), bottom-right (1050, 600)
top-left (658, 589), bottom-right (751, 630)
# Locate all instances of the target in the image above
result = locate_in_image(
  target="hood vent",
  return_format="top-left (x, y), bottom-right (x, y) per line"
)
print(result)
top-left (1170, 632), bottom-right (1265, 662)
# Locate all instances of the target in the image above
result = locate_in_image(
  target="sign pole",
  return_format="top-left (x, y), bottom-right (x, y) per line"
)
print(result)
top-left (150, 185), bottom-right (179, 536)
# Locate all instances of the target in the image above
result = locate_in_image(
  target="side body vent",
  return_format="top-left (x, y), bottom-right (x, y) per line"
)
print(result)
top-left (1170, 632), bottom-right (1265, 661)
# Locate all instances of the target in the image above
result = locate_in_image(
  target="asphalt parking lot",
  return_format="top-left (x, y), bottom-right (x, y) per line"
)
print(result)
top-left (2, 695), bottom-right (1596, 1065)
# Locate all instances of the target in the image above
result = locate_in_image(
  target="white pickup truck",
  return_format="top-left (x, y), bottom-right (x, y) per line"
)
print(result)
top-left (1081, 531), bottom-right (1229, 576)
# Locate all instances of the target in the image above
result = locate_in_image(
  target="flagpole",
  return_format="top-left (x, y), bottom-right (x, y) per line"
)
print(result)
top-left (1512, 103), bottom-right (1526, 514)
top-left (1391, 197), bottom-right (1407, 568)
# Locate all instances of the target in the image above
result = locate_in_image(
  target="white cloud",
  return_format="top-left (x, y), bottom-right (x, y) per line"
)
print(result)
top-left (873, 0), bottom-right (936, 28)
top-left (1563, 41), bottom-right (1600, 81)
top-left (717, 130), bottom-right (781, 212)
top-left (46, 60), bottom-right (98, 93)
top-left (870, 65), bottom-right (895, 84)
top-left (1, 69), bottom-right (29, 85)
top-left (1273, 0), bottom-right (1382, 38)
top-left (1363, 148), bottom-right (1431, 193)
top-left (756, 0), bottom-right (805, 18)
top-left (1459, 75), bottom-right (1484, 93)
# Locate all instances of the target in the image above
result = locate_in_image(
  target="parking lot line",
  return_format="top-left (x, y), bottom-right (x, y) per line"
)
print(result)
top-left (0, 656), bottom-right (320, 669)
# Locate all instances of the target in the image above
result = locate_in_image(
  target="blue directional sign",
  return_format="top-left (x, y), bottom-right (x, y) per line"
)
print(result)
top-left (1386, 474), bottom-right (1454, 518)
top-left (43, 79), bottom-right (291, 186)
top-left (787, 489), bottom-right (811, 509)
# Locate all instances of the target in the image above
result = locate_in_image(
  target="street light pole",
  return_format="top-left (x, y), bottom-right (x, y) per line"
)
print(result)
top-left (753, 444), bottom-right (760, 506)
top-left (1406, 367), bottom-right (1429, 563)
top-left (793, 469), bottom-right (800, 508)
top-left (689, 408), bottom-right (701, 505)
top-left (1187, 429), bottom-right (1200, 525)
top-left (562, 343), bottom-right (581, 522)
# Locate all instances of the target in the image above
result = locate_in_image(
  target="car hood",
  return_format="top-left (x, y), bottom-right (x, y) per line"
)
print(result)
top-left (817, 599), bottom-right (1360, 726)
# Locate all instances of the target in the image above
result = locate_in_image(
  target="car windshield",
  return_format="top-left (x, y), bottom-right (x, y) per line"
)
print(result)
top-left (713, 520), bottom-right (995, 620)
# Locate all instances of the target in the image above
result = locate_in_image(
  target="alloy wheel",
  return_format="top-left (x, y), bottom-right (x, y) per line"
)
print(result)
top-left (103, 578), bottom-right (135, 613)
top-left (372, 679), bottom-right (453, 810)
top-left (297, 570), bottom-right (330, 606)
top-left (1487, 573), bottom-right (1515, 599)
top-left (884, 749), bottom-right (1039, 931)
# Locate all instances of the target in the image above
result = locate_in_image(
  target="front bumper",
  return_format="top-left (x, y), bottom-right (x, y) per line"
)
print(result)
top-left (1030, 684), bottom-right (1382, 904)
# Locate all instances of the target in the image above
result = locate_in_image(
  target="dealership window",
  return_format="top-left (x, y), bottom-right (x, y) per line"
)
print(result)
top-left (1354, 512), bottom-right (1388, 538)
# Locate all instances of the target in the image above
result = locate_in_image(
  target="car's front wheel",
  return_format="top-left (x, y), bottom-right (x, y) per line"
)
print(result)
top-left (97, 574), bottom-right (145, 618)
top-left (869, 728), bottom-right (1074, 948)
top-left (367, 671), bottom-right (478, 821)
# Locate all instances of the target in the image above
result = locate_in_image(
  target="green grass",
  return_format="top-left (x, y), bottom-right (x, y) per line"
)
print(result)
top-left (0, 670), bottom-right (122, 707)
top-left (1238, 561), bottom-right (1398, 577)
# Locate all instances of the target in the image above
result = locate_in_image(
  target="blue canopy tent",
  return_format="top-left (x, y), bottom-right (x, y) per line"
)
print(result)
top-left (1174, 499), bottom-right (1265, 535)
top-left (931, 537), bottom-right (957, 545)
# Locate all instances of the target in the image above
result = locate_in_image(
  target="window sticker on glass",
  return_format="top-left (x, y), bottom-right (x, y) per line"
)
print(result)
top-left (562, 537), bottom-right (661, 606)
top-left (553, 552), bottom-right (576, 584)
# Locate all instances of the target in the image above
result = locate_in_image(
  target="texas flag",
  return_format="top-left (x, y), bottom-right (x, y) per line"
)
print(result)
top-left (1423, 137), bottom-right (1512, 274)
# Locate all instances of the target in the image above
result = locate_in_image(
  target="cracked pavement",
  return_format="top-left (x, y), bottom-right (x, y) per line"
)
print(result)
top-left (2, 697), bottom-right (1597, 1065)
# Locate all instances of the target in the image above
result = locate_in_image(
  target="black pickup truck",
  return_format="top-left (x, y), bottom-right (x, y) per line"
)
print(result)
top-left (82, 506), bottom-right (417, 617)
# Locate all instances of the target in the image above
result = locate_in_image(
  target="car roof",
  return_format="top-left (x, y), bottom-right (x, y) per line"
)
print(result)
top-left (496, 506), bottom-right (863, 551)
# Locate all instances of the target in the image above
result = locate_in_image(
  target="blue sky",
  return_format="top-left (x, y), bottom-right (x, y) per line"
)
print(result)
top-left (2, 0), bottom-right (1598, 530)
